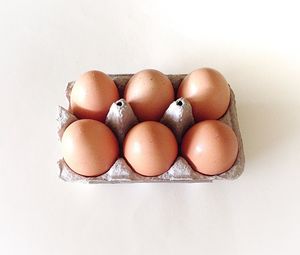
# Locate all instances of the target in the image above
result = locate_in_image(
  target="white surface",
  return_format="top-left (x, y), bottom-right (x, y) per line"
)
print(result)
top-left (0, 0), bottom-right (299, 254)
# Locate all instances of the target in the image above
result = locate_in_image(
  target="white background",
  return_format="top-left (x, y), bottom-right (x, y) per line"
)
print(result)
top-left (0, 0), bottom-right (299, 254)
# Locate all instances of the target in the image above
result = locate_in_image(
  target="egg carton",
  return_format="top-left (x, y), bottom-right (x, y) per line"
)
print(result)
top-left (56, 74), bottom-right (245, 183)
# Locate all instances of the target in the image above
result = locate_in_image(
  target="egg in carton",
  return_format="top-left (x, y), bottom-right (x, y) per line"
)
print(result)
top-left (56, 75), bottom-right (245, 183)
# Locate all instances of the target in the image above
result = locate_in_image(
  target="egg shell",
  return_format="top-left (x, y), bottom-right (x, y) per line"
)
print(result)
top-left (123, 121), bottom-right (178, 177)
top-left (177, 68), bottom-right (230, 121)
top-left (70, 70), bottom-right (119, 121)
top-left (61, 119), bottom-right (119, 177)
top-left (124, 69), bottom-right (174, 121)
top-left (181, 120), bottom-right (238, 176)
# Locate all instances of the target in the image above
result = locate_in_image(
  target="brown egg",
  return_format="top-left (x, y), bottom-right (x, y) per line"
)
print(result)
top-left (123, 121), bottom-right (178, 176)
top-left (181, 120), bottom-right (238, 175)
top-left (124, 69), bottom-right (174, 121)
top-left (61, 119), bottom-right (119, 177)
top-left (177, 68), bottom-right (230, 121)
top-left (70, 70), bottom-right (119, 121)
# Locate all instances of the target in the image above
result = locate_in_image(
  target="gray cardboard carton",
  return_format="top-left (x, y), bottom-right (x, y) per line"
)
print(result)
top-left (57, 74), bottom-right (245, 183)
